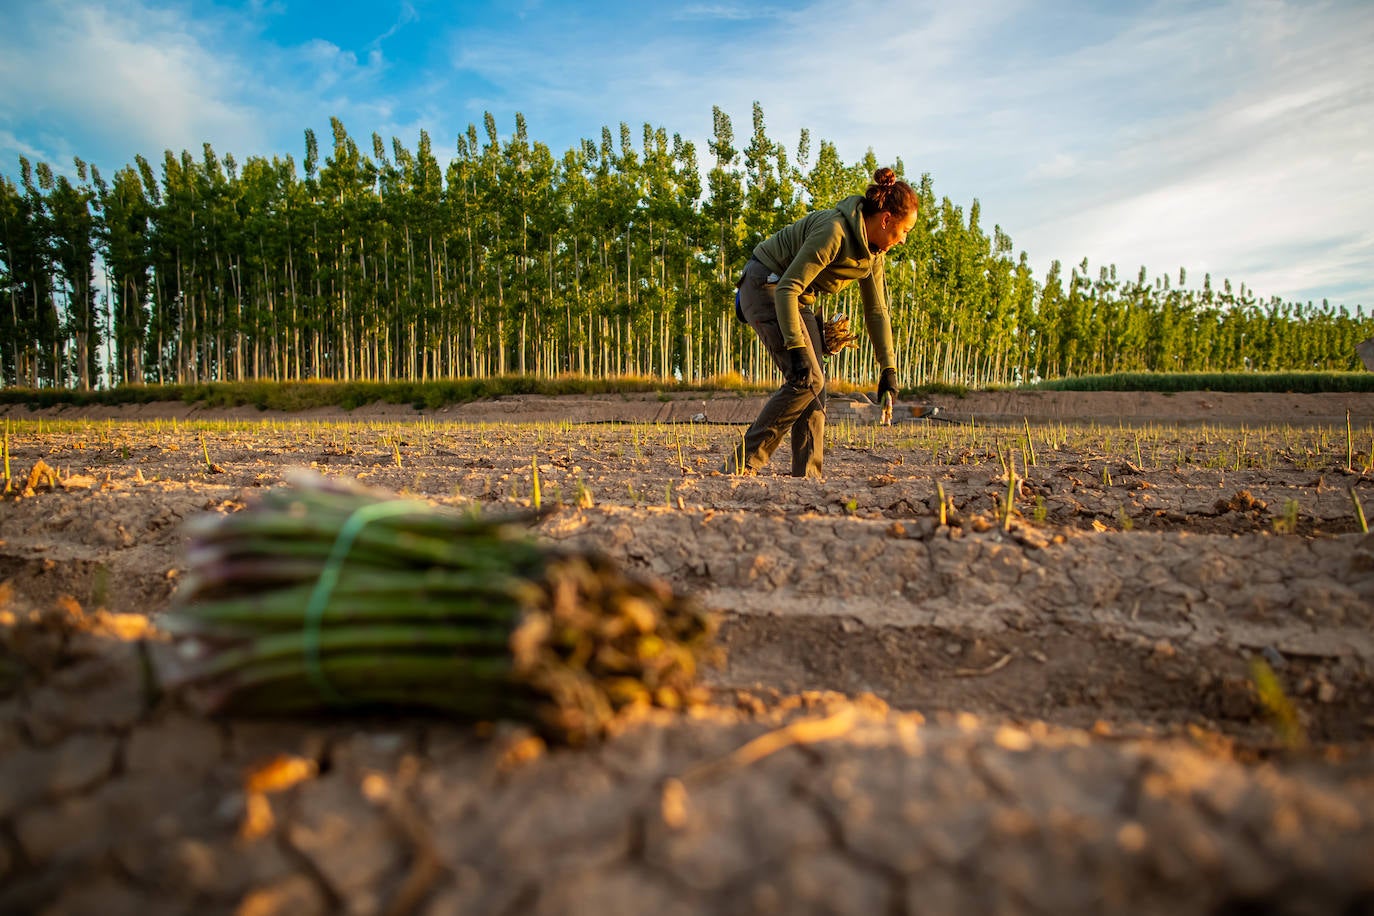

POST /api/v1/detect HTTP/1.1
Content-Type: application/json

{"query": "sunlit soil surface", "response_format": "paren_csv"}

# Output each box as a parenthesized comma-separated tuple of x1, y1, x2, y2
(2, 407, 1372, 914)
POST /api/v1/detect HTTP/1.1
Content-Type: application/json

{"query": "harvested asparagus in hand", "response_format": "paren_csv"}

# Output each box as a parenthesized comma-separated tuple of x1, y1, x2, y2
(821, 313, 860, 355)
(161, 470, 717, 743)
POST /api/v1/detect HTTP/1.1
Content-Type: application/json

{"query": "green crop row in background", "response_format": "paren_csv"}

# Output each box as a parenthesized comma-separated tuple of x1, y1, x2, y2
(0, 371, 1371, 413)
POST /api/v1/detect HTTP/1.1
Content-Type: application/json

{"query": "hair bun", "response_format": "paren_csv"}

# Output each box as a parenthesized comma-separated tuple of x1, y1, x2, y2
(862, 167, 918, 219)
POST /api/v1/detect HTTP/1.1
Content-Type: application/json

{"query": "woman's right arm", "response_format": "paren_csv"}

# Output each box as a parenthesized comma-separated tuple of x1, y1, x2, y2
(772, 222, 844, 351)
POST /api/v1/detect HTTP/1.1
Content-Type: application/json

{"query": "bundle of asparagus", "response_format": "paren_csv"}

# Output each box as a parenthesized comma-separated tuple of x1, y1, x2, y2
(161, 471, 716, 743)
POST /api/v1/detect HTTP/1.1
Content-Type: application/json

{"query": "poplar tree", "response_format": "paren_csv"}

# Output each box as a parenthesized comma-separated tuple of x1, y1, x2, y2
(47, 165, 100, 388)
(98, 166, 153, 384)
(13, 160, 61, 386)
(0, 167, 58, 386)
(704, 106, 743, 284)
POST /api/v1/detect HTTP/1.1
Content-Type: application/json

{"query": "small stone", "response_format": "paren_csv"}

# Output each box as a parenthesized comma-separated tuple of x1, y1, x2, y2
(124, 714, 222, 777)
(237, 874, 327, 916)
(287, 775, 403, 899)
(1117, 821, 1148, 853)
(174, 839, 219, 891)
(216, 790, 248, 826)
(23, 651, 145, 741)
(0, 732, 118, 818)
(660, 777, 688, 829)
(13, 793, 105, 865)
(35, 874, 150, 916)
(1317, 680, 1338, 704)
(360, 771, 391, 804)
(993, 726, 1033, 751)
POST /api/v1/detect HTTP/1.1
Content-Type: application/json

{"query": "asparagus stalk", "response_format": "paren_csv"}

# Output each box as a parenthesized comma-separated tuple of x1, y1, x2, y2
(175, 565, 541, 616)
(177, 624, 515, 679)
(186, 513, 543, 573)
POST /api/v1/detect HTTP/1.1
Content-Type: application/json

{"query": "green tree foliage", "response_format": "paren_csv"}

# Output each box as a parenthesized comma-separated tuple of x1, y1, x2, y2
(1, 169, 50, 386)
(98, 165, 154, 385)
(1, 104, 1370, 389)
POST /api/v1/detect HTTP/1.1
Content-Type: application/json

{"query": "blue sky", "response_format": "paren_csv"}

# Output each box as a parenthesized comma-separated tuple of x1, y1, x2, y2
(2, 0, 1371, 308)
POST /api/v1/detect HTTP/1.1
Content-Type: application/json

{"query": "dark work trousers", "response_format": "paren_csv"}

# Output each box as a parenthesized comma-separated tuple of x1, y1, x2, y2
(725, 258, 827, 478)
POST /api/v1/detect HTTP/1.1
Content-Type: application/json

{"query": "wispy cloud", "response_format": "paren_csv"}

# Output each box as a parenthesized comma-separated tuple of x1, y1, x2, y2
(670, 4, 782, 21)
(989, 1, 1374, 303)
(0, 0, 428, 176)
(294, 38, 388, 94)
(371, 1, 419, 49)
(0, 0, 264, 167)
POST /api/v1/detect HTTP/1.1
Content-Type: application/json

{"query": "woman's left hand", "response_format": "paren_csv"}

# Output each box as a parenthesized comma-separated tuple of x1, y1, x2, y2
(877, 368, 899, 404)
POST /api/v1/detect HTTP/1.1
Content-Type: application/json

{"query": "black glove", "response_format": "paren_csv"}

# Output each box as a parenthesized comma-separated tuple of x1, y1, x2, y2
(877, 367, 899, 404)
(786, 347, 812, 386)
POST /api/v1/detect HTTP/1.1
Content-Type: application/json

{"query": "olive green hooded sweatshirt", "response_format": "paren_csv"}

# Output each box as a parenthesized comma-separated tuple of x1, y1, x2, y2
(751, 194, 897, 370)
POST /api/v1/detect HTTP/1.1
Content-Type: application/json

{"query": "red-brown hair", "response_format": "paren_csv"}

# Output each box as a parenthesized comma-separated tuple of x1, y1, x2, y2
(861, 167, 918, 219)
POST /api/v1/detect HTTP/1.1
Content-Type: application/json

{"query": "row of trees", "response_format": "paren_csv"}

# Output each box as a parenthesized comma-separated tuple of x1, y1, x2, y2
(2, 104, 1370, 391)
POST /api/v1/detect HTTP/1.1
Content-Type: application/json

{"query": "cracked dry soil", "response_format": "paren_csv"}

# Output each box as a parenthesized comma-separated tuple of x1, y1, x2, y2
(2, 390, 1373, 915)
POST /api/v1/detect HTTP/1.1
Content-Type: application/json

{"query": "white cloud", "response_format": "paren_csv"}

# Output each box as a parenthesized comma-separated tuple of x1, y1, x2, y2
(670, 5, 782, 21)
(1029, 153, 1080, 182)
(0, 0, 267, 170)
(0, 130, 51, 168)
(296, 38, 388, 94)
(995, 1, 1374, 304)
(372, 1, 419, 46)
(0, 0, 412, 179)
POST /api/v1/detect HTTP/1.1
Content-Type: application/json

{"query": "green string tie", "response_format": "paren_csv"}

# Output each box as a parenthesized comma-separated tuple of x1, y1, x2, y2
(302, 498, 433, 704)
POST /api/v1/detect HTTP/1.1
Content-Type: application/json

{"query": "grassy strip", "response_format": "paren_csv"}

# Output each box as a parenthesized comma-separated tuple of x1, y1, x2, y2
(0, 374, 977, 411)
(0, 374, 773, 412)
(5, 370, 1372, 411)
